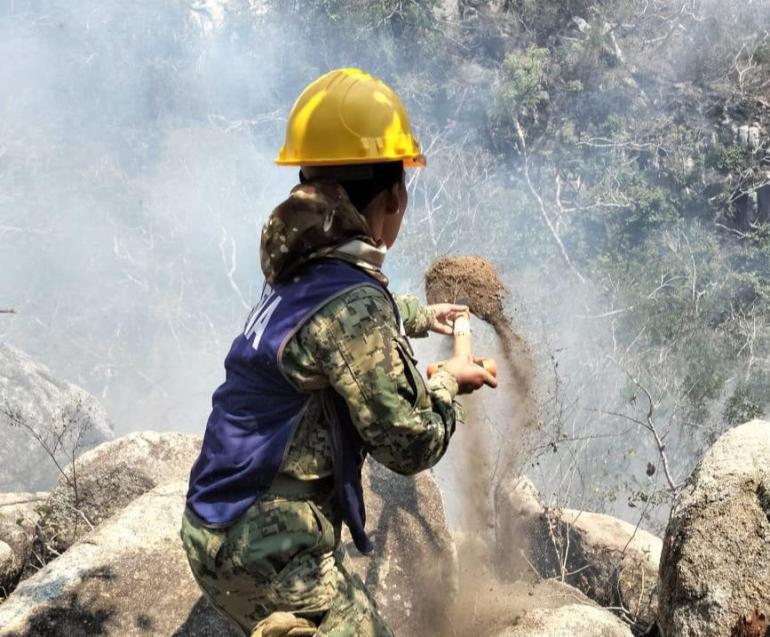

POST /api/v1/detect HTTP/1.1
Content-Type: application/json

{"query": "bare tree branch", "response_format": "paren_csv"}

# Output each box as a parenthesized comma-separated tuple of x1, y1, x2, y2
(515, 118, 586, 283)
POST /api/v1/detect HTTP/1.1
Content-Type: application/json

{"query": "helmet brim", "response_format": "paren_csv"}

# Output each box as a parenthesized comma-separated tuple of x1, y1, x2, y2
(276, 154, 427, 168)
(404, 154, 427, 168)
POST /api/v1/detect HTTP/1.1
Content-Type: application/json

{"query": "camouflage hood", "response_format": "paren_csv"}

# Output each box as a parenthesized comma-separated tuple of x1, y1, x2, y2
(261, 181, 383, 285)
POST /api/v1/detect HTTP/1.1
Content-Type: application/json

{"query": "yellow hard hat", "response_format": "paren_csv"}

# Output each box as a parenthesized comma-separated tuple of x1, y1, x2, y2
(275, 68, 426, 168)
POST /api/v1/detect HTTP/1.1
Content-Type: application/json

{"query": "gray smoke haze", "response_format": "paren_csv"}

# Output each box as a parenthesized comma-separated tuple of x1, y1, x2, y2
(2, 0, 767, 535)
(1, 1, 299, 433)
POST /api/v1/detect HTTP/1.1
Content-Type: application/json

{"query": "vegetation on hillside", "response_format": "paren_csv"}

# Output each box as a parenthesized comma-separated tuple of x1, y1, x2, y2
(254, 0, 770, 526)
(3, 0, 768, 531)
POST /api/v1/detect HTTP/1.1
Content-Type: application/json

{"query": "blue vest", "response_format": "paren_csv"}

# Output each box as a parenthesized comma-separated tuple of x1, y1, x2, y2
(186, 258, 398, 554)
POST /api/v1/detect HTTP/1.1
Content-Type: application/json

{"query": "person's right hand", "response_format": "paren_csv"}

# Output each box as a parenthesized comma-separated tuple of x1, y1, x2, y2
(441, 354, 498, 394)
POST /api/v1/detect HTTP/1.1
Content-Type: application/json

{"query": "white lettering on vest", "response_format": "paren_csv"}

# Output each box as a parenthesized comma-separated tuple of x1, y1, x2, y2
(244, 284, 282, 351)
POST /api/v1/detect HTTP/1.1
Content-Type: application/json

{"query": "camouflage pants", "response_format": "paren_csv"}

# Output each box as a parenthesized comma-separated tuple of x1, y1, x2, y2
(180, 497, 394, 637)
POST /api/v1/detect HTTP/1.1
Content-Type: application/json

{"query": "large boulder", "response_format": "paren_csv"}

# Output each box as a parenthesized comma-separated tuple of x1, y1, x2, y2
(0, 492, 48, 597)
(659, 419, 770, 637)
(0, 343, 114, 492)
(0, 455, 456, 637)
(532, 508, 662, 627)
(493, 473, 661, 628)
(341, 459, 456, 637)
(0, 481, 235, 637)
(40, 431, 201, 553)
(0, 542, 15, 596)
(494, 475, 544, 580)
(493, 603, 634, 637)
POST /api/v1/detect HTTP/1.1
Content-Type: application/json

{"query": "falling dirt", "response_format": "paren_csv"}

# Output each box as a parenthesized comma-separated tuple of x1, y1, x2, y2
(425, 255, 542, 636)
(425, 256, 539, 432)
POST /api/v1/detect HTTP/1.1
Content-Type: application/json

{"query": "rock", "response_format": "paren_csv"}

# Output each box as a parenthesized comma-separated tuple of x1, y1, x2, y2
(737, 124, 762, 151)
(493, 603, 634, 637)
(571, 16, 591, 34)
(734, 188, 762, 231)
(0, 343, 114, 492)
(0, 459, 455, 637)
(494, 476, 544, 580)
(0, 492, 48, 596)
(490, 475, 660, 630)
(0, 481, 235, 637)
(602, 29, 626, 67)
(0, 541, 15, 596)
(436, 0, 460, 22)
(341, 459, 456, 637)
(40, 431, 201, 553)
(659, 419, 770, 637)
(757, 181, 770, 224)
(457, 0, 516, 59)
(446, 568, 612, 635)
(532, 508, 662, 627)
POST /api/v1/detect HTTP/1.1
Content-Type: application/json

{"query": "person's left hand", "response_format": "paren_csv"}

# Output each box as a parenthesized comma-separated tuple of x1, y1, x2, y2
(428, 303, 469, 335)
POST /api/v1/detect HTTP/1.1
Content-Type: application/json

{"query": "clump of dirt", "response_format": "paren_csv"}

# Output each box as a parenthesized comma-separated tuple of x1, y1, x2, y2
(425, 256, 507, 336)
(425, 255, 539, 431)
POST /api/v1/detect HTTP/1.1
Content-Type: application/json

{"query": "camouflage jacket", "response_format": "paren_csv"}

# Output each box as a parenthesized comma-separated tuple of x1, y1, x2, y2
(259, 181, 462, 479)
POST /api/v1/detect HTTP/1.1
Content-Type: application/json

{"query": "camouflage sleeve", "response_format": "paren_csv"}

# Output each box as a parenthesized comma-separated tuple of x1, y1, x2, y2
(394, 293, 435, 339)
(297, 286, 461, 475)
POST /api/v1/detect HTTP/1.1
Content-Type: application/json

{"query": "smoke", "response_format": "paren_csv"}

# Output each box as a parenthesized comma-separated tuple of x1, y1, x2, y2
(0, 1, 300, 434)
(2, 0, 768, 543)
(3, 4, 770, 637)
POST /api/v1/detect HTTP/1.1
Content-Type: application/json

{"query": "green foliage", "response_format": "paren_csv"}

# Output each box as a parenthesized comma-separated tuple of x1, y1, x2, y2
(499, 47, 552, 113)
(489, 47, 552, 146)
(709, 143, 752, 175)
(723, 384, 765, 426)
(265, 0, 446, 78)
(682, 340, 729, 406)
(268, 0, 770, 525)
(754, 42, 770, 66)
(308, 0, 439, 30)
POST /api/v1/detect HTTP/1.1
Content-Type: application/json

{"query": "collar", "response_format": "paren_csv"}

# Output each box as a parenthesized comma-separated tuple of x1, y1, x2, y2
(334, 239, 387, 267)
(332, 239, 389, 286)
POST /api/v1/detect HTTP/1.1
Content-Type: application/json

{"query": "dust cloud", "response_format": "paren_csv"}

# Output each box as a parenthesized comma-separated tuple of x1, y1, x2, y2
(424, 255, 543, 635)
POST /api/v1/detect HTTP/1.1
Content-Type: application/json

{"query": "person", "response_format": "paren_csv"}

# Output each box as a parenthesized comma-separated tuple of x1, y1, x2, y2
(181, 67, 497, 637)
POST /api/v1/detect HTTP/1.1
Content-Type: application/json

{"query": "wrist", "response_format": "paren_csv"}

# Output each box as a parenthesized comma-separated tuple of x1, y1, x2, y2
(427, 367, 459, 399)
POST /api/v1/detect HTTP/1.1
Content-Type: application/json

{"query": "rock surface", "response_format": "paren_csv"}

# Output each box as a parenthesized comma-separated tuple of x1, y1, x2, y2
(659, 419, 770, 637)
(0, 444, 456, 637)
(0, 492, 48, 596)
(40, 431, 201, 553)
(493, 603, 634, 637)
(534, 508, 662, 627)
(341, 459, 456, 637)
(0, 481, 236, 637)
(0, 541, 15, 597)
(0, 343, 114, 492)
(494, 475, 544, 580)
(493, 474, 661, 627)
(444, 568, 619, 636)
